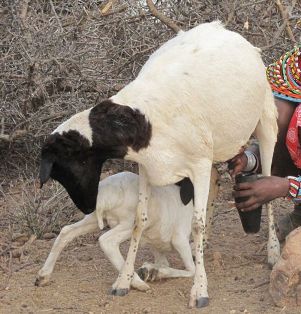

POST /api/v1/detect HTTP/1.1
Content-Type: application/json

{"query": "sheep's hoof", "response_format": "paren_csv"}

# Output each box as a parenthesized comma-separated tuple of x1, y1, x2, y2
(35, 275, 50, 287)
(196, 297, 209, 308)
(137, 267, 159, 282)
(110, 288, 129, 296)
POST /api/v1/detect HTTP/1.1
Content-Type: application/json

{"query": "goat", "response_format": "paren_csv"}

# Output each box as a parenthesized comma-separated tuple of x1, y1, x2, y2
(35, 171, 218, 289)
(39, 22, 280, 308)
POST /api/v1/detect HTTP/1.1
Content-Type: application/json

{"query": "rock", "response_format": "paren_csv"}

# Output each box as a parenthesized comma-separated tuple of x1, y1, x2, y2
(270, 226, 301, 307)
(42, 233, 57, 240)
(12, 233, 29, 243)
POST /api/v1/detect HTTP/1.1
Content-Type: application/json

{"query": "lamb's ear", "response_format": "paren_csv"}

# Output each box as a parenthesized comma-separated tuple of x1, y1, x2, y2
(39, 158, 54, 188)
(176, 178, 194, 206)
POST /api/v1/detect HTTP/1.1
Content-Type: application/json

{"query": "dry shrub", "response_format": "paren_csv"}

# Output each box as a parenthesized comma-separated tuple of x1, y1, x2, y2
(1, 0, 300, 182)
(7, 177, 80, 238)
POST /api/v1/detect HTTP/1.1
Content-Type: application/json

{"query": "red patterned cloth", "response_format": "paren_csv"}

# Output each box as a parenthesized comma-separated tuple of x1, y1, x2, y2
(286, 103, 301, 169)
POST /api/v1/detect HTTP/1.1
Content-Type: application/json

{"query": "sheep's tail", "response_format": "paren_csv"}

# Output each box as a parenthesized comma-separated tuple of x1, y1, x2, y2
(146, 0, 182, 34)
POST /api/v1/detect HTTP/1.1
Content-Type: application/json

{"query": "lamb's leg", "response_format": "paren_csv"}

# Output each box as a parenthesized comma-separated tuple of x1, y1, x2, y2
(137, 249, 169, 281)
(204, 166, 219, 247)
(189, 159, 212, 308)
(138, 237, 195, 281)
(152, 248, 169, 267)
(255, 106, 280, 267)
(35, 213, 98, 286)
(99, 224, 149, 291)
(111, 164, 150, 296)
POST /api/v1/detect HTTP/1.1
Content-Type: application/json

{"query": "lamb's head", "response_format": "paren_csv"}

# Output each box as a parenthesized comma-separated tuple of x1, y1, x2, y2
(39, 100, 152, 214)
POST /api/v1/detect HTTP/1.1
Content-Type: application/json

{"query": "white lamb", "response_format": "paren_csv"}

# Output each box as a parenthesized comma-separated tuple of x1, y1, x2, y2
(35, 170, 218, 289)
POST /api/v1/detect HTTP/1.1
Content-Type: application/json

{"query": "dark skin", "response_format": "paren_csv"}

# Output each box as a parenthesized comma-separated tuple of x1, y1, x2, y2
(230, 98, 301, 212)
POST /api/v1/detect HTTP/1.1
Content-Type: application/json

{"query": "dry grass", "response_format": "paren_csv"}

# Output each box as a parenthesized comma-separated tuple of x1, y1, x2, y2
(6, 177, 79, 238)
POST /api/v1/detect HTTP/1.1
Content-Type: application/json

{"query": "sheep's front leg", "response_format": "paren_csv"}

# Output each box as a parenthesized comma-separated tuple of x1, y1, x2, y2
(189, 159, 212, 308)
(111, 165, 150, 296)
(35, 213, 99, 286)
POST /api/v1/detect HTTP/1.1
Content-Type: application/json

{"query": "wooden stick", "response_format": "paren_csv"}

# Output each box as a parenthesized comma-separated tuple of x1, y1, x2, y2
(146, 0, 181, 34)
(275, 0, 297, 43)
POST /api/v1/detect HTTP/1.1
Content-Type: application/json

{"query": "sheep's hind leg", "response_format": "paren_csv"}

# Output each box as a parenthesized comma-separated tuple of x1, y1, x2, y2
(35, 213, 99, 286)
(204, 166, 219, 248)
(255, 112, 280, 267)
(189, 159, 212, 308)
(111, 165, 150, 296)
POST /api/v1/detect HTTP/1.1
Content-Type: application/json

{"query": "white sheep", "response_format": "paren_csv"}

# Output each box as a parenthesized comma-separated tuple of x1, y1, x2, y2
(35, 170, 218, 289)
(39, 22, 280, 308)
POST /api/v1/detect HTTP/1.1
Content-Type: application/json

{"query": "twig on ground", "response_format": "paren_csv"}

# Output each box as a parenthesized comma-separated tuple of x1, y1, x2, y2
(49, 0, 63, 32)
(11, 234, 37, 259)
(275, 0, 297, 43)
(146, 0, 181, 33)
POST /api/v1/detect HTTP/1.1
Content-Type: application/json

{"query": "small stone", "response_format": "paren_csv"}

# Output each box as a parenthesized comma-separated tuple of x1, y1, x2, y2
(104, 302, 110, 308)
(78, 255, 93, 262)
(230, 310, 236, 314)
(143, 307, 151, 313)
(42, 233, 57, 240)
(234, 276, 239, 281)
(259, 296, 264, 302)
(12, 233, 29, 243)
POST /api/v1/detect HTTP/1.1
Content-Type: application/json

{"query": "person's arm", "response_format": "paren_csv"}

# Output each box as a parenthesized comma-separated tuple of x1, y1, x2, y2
(228, 142, 260, 177)
(233, 176, 290, 211)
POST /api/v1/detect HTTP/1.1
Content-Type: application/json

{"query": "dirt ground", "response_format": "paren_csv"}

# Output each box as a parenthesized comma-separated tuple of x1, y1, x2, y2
(1, 176, 301, 314)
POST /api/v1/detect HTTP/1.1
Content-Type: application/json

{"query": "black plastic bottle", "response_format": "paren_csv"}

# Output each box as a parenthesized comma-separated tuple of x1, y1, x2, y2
(235, 173, 262, 233)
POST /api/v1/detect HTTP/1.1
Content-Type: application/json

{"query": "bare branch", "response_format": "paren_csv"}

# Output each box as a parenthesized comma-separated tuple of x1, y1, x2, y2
(275, 0, 297, 43)
(146, 0, 181, 34)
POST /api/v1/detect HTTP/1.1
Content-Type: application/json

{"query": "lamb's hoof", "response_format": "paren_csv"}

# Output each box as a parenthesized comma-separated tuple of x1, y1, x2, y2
(196, 297, 209, 308)
(137, 267, 148, 281)
(110, 288, 129, 296)
(137, 267, 158, 282)
(35, 275, 50, 287)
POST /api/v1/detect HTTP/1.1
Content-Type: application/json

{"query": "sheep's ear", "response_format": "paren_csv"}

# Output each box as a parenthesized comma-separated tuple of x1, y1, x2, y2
(176, 178, 194, 206)
(39, 158, 54, 188)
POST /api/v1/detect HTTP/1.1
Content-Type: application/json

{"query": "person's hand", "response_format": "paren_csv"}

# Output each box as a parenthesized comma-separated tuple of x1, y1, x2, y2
(228, 152, 248, 177)
(233, 176, 290, 212)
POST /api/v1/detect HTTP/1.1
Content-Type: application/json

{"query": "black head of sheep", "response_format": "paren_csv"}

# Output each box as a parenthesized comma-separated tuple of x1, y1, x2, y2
(39, 100, 152, 214)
